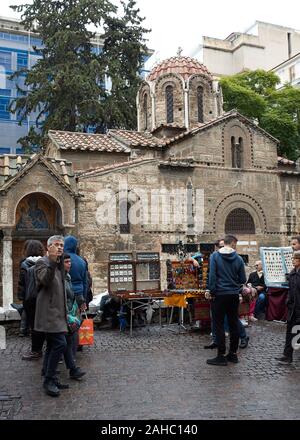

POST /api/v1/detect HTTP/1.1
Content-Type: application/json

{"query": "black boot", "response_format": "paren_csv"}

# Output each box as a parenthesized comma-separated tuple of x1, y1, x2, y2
(43, 380, 60, 397)
(206, 355, 228, 366)
(70, 367, 86, 380)
(226, 352, 239, 363)
(275, 355, 292, 364)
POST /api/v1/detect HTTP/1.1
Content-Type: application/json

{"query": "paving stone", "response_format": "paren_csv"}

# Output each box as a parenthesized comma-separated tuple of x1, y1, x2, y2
(0, 321, 300, 419)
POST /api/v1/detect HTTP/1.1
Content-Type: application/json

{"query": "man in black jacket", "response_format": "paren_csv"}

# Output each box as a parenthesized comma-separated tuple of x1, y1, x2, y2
(247, 260, 267, 319)
(275, 251, 300, 364)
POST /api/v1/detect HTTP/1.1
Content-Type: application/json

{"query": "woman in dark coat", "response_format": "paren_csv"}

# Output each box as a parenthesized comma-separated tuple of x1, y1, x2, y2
(275, 251, 300, 364)
(17, 240, 46, 360)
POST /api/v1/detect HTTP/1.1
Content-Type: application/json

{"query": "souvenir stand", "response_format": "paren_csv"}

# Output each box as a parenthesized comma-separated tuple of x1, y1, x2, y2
(164, 255, 209, 330)
(260, 247, 292, 321)
(108, 252, 164, 336)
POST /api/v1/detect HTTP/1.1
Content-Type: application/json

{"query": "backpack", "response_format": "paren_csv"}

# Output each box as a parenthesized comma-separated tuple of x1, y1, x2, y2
(24, 265, 39, 301)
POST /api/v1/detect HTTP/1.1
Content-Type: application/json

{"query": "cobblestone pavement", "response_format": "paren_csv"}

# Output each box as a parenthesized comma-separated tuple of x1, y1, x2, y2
(0, 320, 300, 420)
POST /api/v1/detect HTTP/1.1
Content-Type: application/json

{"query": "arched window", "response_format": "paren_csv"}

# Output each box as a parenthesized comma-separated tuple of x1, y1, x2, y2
(120, 200, 131, 234)
(231, 136, 236, 168)
(165, 85, 174, 123)
(231, 136, 243, 169)
(143, 94, 148, 130)
(197, 86, 204, 123)
(225, 208, 255, 234)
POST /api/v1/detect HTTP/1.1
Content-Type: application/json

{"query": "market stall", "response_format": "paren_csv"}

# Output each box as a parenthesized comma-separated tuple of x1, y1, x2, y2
(260, 247, 292, 321)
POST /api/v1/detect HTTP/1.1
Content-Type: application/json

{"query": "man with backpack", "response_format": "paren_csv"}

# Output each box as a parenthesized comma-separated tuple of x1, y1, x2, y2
(17, 240, 45, 360)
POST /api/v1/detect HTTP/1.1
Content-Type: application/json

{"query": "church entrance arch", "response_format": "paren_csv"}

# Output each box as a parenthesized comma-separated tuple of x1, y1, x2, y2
(12, 192, 64, 300)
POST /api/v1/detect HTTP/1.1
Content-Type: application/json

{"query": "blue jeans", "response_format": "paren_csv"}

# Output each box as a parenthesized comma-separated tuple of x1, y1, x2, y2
(212, 314, 247, 343)
(254, 293, 267, 316)
(43, 333, 67, 381)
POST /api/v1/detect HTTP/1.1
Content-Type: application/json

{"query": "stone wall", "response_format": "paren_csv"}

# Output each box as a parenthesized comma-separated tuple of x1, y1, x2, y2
(77, 159, 294, 292)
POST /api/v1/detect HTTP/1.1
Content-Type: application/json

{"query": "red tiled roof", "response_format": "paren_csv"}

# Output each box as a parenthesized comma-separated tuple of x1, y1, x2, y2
(147, 56, 212, 82)
(109, 129, 165, 148)
(278, 156, 296, 166)
(48, 130, 130, 153)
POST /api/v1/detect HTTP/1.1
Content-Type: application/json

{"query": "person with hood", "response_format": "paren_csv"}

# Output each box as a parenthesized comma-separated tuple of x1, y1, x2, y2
(207, 234, 246, 366)
(17, 240, 46, 360)
(63, 236, 88, 310)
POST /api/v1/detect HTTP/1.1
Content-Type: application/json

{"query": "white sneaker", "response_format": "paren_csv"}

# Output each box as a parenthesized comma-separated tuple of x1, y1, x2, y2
(249, 315, 258, 322)
(240, 319, 248, 327)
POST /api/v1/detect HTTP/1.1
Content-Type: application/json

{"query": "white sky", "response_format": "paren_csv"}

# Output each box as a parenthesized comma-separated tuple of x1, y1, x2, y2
(2, 0, 300, 67)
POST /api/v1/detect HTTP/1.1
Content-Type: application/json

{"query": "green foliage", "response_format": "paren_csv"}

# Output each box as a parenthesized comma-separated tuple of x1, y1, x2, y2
(9, 0, 150, 150)
(220, 70, 300, 160)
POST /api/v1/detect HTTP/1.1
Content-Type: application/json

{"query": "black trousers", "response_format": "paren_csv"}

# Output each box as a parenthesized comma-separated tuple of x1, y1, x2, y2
(211, 294, 240, 356)
(23, 300, 45, 353)
(283, 317, 300, 359)
(43, 333, 67, 381)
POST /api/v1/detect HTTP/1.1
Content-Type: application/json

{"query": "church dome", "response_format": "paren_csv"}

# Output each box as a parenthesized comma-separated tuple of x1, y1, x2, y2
(147, 56, 212, 82)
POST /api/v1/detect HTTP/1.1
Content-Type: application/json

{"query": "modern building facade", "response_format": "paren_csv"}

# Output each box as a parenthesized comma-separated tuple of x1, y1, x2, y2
(0, 16, 152, 154)
(201, 21, 300, 78)
(271, 52, 300, 89)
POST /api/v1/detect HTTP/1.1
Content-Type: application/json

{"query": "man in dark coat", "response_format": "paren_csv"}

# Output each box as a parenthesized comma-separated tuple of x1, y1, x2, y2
(34, 235, 68, 397)
(275, 251, 300, 364)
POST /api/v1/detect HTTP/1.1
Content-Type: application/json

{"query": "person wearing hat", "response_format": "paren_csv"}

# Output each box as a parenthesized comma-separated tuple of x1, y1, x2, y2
(247, 260, 267, 321)
(275, 251, 300, 364)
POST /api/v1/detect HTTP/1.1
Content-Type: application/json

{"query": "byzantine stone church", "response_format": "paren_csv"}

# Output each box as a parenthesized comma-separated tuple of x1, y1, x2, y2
(0, 56, 299, 308)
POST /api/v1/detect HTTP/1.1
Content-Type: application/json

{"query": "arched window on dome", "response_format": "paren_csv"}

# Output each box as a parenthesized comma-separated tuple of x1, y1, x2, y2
(143, 94, 148, 130)
(165, 85, 174, 123)
(197, 86, 204, 123)
(225, 208, 255, 234)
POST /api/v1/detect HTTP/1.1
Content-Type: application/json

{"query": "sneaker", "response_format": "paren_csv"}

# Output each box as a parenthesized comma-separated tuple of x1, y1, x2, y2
(206, 355, 228, 366)
(43, 380, 60, 397)
(226, 352, 239, 363)
(249, 315, 258, 322)
(70, 367, 86, 380)
(22, 351, 42, 361)
(275, 355, 292, 364)
(240, 319, 248, 328)
(239, 336, 249, 349)
(225, 332, 229, 337)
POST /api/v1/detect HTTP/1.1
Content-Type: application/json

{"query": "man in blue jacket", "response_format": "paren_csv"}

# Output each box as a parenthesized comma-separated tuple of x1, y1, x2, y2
(207, 235, 246, 366)
(64, 236, 88, 311)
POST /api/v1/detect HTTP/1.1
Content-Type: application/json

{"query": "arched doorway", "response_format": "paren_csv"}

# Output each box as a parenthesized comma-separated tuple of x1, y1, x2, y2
(12, 193, 64, 300)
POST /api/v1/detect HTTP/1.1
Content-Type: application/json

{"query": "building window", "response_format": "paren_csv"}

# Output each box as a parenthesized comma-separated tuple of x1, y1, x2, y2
(0, 147, 11, 154)
(165, 85, 174, 123)
(225, 208, 255, 234)
(143, 94, 148, 130)
(231, 136, 243, 168)
(0, 89, 11, 120)
(0, 50, 12, 70)
(17, 52, 28, 70)
(197, 86, 204, 123)
(120, 200, 131, 234)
